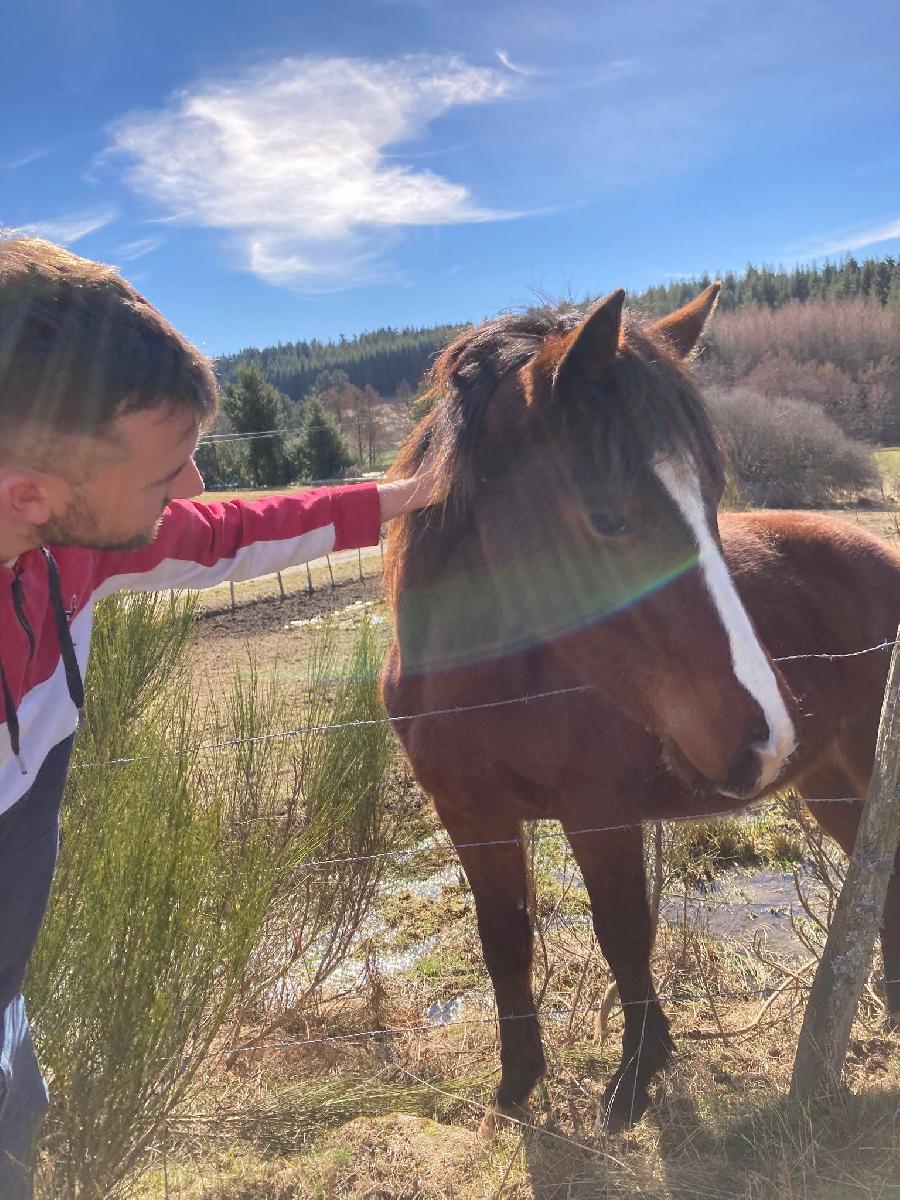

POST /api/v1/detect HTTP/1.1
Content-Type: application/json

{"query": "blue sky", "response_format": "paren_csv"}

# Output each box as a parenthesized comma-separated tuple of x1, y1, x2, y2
(3, 0, 899, 356)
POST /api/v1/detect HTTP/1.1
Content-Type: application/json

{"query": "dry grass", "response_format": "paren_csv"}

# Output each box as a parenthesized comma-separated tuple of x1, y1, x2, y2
(128, 795, 900, 1200)
(117, 502, 900, 1200)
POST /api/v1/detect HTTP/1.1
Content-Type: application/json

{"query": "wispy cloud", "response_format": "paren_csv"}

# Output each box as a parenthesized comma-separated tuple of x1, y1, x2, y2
(2, 146, 55, 170)
(110, 54, 522, 290)
(16, 206, 117, 244)
(793, 216, 900, 258)
(115, 235, 164, 261)
(495, 48, 538, 76)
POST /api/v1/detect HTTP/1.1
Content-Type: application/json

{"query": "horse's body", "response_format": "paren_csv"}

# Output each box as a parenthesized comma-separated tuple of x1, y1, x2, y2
(382, 288, 900, 1132)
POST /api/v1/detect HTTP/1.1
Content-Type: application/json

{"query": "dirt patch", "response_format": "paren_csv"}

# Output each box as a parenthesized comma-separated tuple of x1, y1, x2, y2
(189, 574, 385, 704)
(197, 574, 382, 639)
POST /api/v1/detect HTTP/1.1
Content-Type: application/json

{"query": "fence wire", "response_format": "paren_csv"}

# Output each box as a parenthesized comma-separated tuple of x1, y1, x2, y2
(200, 976, 900, 1063)
(73, 636, 898, 774)
(104, 612, 897, 1181)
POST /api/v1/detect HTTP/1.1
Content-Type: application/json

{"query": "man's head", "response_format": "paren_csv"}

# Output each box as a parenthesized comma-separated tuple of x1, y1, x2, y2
(0, 237, 218, 554)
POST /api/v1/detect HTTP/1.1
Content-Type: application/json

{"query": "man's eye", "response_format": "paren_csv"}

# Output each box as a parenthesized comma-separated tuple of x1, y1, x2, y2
(587, 511, 629, 538)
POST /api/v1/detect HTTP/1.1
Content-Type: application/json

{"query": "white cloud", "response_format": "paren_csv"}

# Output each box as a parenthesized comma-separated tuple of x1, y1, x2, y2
(115, 235, 164, 261)
(795, 216, 900, 258)
(495, 48, 537, 76)
(16, 206, 117, 244)
(110, 55, 521, 289)
(2, 146, 54, 170)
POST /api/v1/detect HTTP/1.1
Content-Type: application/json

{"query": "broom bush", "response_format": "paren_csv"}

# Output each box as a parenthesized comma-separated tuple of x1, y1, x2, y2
(28, 593, 398, 1198)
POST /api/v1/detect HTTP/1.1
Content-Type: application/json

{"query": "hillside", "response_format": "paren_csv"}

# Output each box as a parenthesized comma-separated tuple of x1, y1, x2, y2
(213, 253, 900, 446)
(216, 324, 462, 404)
(215, 254, 900, 397)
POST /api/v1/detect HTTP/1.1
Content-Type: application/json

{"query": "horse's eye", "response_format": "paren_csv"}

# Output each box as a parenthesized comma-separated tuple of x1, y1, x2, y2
(587, 511, 629, 538)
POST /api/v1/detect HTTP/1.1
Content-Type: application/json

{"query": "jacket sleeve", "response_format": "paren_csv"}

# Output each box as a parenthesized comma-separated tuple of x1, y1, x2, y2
(89, 483, 381, 599)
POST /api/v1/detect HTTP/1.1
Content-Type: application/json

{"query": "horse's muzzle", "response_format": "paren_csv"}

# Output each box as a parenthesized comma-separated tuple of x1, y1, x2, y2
(662, 721, 782, 800)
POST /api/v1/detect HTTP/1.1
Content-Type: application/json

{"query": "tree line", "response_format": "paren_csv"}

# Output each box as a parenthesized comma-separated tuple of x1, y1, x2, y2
(217, 324, 461, 404)
(212, 252, 900, 411)
(631, 254, 900, 316)
(203, 252, 900, 489)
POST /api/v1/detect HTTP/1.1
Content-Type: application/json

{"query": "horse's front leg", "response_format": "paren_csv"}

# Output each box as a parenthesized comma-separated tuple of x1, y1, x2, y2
(563, 821, 674, 1133)
(438, 805, 546, 1137)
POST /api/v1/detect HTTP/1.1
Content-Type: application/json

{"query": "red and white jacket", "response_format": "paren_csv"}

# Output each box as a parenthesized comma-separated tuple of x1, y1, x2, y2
(0, 483, 382, 817)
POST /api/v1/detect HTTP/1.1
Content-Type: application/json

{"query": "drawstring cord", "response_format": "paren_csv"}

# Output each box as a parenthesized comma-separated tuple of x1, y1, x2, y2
(10, 572, 36, 661)
(0, 661, 25, 775)
(1, 550, 85, 776)
(41, 548, 85, 711)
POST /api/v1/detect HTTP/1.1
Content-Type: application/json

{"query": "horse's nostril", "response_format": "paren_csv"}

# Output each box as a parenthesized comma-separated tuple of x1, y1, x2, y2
(751, 717, 770, 747)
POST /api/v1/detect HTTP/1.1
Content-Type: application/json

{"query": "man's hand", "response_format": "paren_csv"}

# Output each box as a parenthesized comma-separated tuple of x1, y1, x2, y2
(377, 438, 447, 523)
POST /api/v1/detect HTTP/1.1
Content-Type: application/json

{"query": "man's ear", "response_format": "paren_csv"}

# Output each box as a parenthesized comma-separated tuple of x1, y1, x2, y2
(0, 472, 56, 528)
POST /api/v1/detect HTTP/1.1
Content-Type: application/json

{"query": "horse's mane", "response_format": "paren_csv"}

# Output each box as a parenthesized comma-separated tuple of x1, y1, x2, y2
(387, 303, 721, 602)
(389, 306, 582, 500)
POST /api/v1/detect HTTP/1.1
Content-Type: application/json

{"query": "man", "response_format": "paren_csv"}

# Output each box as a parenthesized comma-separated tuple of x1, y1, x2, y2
(0, 237, 439, 1195)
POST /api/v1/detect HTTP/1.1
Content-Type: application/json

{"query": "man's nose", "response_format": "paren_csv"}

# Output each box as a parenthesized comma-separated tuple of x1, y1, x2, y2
(171, 459, 204, 500)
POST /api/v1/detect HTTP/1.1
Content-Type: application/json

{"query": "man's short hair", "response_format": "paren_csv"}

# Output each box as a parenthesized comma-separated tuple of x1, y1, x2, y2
(0, 237, 219, 448)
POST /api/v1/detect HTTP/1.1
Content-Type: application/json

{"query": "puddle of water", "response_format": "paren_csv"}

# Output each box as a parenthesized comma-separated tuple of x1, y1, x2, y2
(426, 997, 465, 1026)
(274, 851, 461, 1006)
(661, 870, 826, 957)
(278, 858, 826, 1018)
(551, 866, 827, 958)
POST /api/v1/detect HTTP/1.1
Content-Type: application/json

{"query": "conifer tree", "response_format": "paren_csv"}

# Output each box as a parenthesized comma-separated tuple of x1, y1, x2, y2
(298, 396, 353, 480)
(888, 265, 900, 313)
(222, 364, 288, 486)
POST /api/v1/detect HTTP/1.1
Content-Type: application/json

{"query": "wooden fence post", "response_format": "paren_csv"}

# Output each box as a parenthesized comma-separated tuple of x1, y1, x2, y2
(790, 625, 900, 1099)
(276, 571, 286, 601)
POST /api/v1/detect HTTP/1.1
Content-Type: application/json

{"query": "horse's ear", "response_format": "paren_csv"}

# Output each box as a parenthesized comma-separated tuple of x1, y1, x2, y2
(551, 289, 626, 399)
(647, 282, 721, 358)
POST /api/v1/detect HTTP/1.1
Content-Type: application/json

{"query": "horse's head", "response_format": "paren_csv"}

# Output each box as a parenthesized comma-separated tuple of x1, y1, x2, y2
(391, 287, 796, 799)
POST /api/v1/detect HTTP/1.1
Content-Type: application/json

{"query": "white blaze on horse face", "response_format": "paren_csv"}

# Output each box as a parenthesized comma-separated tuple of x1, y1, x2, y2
(653, 457, 796, 790)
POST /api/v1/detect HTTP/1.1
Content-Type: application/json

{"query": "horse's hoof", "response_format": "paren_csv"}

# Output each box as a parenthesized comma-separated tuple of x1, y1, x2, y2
(594, 1077, 651, 1136)
(478, 1102, 530, 1141)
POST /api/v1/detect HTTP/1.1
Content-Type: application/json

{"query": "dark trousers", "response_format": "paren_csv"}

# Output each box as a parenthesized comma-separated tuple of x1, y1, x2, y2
(0, 737, 73, 1199)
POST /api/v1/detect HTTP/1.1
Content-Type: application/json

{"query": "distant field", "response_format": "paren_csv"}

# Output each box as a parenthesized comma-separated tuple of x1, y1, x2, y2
(198, 478, 382, 504)
(197, 445, 900, 507)
(199, 487, 284, 504)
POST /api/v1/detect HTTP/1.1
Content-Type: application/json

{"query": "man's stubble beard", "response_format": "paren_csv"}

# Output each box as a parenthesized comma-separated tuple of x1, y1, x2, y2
(38, 494, 163, 553)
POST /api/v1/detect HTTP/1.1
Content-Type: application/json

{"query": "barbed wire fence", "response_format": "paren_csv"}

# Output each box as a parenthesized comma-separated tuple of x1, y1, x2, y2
(215, 542, 377, 616)
(97, 614, 896, 1190)
(75, 639, 898, 773)
(186, 464, 386, 613)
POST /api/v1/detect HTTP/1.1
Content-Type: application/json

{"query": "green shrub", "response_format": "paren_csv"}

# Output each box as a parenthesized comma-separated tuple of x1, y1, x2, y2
(29, 595, 399, 1198)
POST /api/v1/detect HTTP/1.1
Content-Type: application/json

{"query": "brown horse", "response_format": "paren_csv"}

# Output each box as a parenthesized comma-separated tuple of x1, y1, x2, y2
(382, 286, 900, 1133)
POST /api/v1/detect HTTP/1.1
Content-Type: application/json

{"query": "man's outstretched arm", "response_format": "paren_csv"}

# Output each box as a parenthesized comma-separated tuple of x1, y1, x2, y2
(86, 451, 445, 600)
